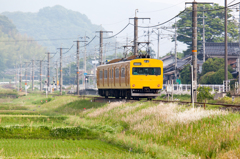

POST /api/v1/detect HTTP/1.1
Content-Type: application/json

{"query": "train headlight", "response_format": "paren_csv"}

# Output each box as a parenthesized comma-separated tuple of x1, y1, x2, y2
(157, 84, 160, 87)
(132, 84, 135, 87)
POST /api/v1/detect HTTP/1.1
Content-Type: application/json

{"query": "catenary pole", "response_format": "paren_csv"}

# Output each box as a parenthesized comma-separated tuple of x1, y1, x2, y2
(129, 9, 150, 55)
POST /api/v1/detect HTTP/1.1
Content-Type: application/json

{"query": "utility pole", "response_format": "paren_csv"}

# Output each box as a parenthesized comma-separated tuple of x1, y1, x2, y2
(152, 27, 161, 59)
(198, 5, 209, 62)
(238, 3, 240, 93)
(24, 62, 29, 95)
(17, 65, 19, 92)
(174, 18, 178, 82)
(73, 40, 87, 95)
(55, 61, 58, 91)
(95, 30, 113, 65)
(129, 9, 150, 55)
(115, 37, 117, 59)
(31, 60, 34, 91)
(20, 62, 22, 91)
(40, 60, 42, 91)
(68, 62, 70, 85)
(203, 6, 206, 62)
(157, 28, 160, 59)
(192, 1, 198, 102)
(225, 0, 228, 92)
(186, 1, 213, 102)
(45, 52, 50, 92)
(57, 48, 68, 95)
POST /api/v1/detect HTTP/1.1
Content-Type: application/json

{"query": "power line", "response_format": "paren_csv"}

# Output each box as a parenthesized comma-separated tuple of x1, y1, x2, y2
(103, 23, 130, 39)
(129, 9, 187, 28)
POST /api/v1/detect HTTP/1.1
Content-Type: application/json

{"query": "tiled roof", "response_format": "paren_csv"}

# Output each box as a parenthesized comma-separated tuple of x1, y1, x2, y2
(199, 42, 240, 56)
(160, 55, 174, 61)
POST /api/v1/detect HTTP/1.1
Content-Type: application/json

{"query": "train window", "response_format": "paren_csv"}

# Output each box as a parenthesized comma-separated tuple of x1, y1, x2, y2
(104, 70, 107, 79)
(100, 71, 103, 79)
(121, 68, 125, 77)
(109, 69, 111, 79)
(132, 67, 161, 75)
(134, 62, 141, 66)
(115, 68, 119, 78)
(112, 69, 113, 78)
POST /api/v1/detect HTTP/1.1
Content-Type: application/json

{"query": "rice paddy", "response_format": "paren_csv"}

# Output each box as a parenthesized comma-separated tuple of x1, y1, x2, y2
(0, 87, 240, 158)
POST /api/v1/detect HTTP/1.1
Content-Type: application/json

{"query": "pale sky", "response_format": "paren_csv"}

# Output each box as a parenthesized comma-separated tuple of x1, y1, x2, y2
(0, 0, 235, 57)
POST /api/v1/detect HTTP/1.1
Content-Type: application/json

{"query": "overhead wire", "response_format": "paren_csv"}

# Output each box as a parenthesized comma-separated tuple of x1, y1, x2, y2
(103, 23, 130, 39)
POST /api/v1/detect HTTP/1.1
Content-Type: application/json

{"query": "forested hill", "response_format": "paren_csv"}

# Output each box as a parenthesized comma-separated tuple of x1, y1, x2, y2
(2, 5, 102, 51)
(0, 15, 45, 74)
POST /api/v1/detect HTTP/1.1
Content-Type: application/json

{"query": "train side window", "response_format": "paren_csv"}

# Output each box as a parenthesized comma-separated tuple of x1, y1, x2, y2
(100, 71, 103, 79)
(112, 69, 113, 78)
(115, 68, 119, 78)
(104, 70, 107, 79)
(121, 68, 125, 77)
(109, 69, 111, 79)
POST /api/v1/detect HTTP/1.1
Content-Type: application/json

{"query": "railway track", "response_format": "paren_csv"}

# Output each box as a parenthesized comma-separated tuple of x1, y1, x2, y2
(79, 95, 240, 109)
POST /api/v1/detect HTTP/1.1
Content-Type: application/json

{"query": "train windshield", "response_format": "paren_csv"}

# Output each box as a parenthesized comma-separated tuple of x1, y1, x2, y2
(132, 67, 161, 75)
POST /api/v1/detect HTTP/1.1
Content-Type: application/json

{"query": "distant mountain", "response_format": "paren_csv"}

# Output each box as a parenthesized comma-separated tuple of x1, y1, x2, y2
(0, 15, 46, 74)
(2, 5, 102, 51)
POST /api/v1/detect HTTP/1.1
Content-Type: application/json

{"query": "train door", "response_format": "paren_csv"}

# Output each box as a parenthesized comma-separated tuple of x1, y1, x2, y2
(125, 66, 127, 86)
(119, 67, 121, 87)
(107, 68, 109, 87)
(103, 69, 104, 87)
(113, 67, 115, 87)
(111, 67, 113, 88)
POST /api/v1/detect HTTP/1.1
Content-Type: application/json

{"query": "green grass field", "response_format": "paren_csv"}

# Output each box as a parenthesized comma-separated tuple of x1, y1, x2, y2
(0, 87, 240, 158)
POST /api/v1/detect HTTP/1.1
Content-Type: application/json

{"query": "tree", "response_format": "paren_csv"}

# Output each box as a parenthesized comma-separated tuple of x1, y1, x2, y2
(179, 64, 191, 84)
(213, 69, 233, 84)
(199, 71, 215, 84)
(197, 86, 213, 102)
(199, 69, 232, 84)
(174, 4, 238, 56)
(201, 58, 233, 75)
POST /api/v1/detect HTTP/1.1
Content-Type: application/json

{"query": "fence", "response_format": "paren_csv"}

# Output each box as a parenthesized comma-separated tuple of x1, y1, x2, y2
(162, 84, 224, 93)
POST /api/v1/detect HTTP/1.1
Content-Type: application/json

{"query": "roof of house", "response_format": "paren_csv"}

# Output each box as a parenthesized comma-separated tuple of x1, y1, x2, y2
(199, 42, 240, 56)
(163, 55, 203, 75)
(160, 55, 174, 61)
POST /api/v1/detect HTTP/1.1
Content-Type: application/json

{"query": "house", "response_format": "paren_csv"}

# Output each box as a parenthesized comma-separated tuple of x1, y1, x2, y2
(160, 55, 175, 67)
(162, 55, 203, 84)
(199, 42, 240, 65)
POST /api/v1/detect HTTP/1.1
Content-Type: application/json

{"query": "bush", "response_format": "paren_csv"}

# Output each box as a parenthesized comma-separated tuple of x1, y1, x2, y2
(197, 86, 213, 102)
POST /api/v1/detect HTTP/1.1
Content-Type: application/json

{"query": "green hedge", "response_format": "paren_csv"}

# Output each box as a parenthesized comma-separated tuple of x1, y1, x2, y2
(0, 126, 99, 139)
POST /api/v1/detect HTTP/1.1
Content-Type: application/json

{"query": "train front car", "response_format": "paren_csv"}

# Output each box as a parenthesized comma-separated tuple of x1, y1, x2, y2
(130, 59, 163, 99)
(97, 58, 163, 99)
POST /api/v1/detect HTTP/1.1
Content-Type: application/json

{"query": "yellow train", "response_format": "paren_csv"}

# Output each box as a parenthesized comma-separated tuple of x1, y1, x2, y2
(97, 56, 163, 99)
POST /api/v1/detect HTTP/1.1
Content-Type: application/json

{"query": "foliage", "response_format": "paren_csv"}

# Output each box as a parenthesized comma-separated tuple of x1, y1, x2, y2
(179, 64, 191, 84)
(175, 4, 238, 56)
(213, 69, 233, 84)
(201, 58, 233, 75)
(200, 69, 233, 84)
(0, 15, 17, 34)
(197, 86, 213, 102)
(0, 15, 46, 73)
(180, 58, 234, 84)
(199, 71, 215, 84)
(2, 5, 102, 51)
